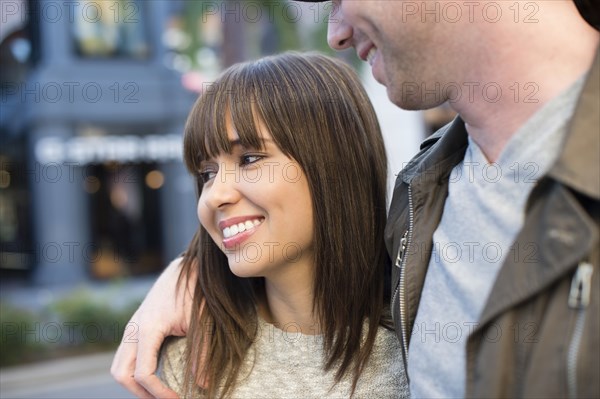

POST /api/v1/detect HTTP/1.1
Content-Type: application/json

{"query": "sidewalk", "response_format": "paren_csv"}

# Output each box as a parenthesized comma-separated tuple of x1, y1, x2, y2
(0, 351, 135, 399)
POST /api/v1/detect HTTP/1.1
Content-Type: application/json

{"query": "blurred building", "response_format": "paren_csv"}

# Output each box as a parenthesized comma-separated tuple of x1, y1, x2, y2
(0, 0, 198, 285)
(1, 0, 429, 286)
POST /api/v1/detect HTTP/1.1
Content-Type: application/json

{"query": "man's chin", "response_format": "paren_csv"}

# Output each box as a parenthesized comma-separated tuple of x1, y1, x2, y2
(387, 88, 430, 111)
(386, 86, 413, 110)
(386, 83, 447, 111)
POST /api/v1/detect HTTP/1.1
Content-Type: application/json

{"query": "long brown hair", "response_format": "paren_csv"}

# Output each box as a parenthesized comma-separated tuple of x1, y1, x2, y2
(179, 52, 389, 397)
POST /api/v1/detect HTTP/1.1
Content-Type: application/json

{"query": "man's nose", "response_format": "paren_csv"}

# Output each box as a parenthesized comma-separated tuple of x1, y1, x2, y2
(327, 4, 353, 50)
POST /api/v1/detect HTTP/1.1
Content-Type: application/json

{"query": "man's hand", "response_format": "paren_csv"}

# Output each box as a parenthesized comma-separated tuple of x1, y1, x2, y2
(111, 257, 195, 398)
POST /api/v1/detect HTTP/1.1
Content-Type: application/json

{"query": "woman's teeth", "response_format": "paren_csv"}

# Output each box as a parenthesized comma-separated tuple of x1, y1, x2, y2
(223, 219, 263, 238)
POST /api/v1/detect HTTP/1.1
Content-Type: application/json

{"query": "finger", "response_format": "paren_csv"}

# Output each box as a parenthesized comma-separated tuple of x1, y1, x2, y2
(135, 373, 180, 399)
(111, 343, 155, 398)
(134, 331, 179, 398)
(120, 376, 155, 399)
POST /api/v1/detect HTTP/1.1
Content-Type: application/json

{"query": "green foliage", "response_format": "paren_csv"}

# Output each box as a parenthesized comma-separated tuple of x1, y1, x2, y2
(0, 288, 141, 368)
(50, 288, 140, 348)
(0, 304, 46, 367)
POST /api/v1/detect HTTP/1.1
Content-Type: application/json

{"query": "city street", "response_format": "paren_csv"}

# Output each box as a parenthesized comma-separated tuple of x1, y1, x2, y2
(0, 66, 422, 399)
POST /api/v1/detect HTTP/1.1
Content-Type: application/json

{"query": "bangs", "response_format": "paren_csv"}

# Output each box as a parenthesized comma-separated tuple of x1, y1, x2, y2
(183, 65, 268, 176)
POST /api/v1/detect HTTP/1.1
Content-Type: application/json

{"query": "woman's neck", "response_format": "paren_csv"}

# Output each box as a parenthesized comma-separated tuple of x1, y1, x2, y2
(259, 270, 320, 335)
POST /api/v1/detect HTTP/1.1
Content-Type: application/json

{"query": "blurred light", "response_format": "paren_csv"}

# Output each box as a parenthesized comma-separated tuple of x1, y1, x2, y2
(162, 28, 191, 50)
(10, 38, 31, 63)
(145, 170, 164, 190)
(182, 71, 207, 93)
(110, 186, 128, 209)
(0, 171, 10, 188)
(172, 54, 192, 73)
(84, 176, 101, 194)
(196, 47, 219, 74)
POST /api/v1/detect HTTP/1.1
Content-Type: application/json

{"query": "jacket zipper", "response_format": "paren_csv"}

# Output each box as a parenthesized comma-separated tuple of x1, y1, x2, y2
(392, 230, 409, 324)
(567, 261, 593, 399)
(396, 185, 414, 364)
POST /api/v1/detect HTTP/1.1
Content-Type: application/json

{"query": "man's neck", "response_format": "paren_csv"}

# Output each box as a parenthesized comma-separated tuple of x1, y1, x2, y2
(450, 4, 599, 162)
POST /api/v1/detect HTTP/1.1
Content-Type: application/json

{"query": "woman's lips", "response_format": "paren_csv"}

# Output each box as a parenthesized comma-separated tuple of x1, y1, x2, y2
(220, 217, 264, 250)
(222, 224, 259, 250)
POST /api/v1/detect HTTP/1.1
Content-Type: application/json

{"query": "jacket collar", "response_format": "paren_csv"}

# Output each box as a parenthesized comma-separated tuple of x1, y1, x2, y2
(478, 181, 598, 329)
(399, 116, 468, 186)
(547, 47, 600, 200)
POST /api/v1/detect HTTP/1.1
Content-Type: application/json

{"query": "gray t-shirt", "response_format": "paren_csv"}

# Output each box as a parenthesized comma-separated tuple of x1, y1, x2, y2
(407, 76, 586, 398)
(159, 317, 409, 398)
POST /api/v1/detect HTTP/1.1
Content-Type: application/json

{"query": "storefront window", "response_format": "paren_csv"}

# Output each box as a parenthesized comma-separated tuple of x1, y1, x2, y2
(72, 0, 149, 59)
(87, 162, 164, 278)
(0, 143, 34, 277)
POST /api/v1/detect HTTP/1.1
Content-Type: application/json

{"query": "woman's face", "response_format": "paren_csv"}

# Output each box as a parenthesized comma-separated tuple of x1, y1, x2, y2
(197, 117, 315, 281)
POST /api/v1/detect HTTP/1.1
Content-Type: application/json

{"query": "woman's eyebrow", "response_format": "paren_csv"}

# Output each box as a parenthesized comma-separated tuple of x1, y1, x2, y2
(228, 138, 273, 147)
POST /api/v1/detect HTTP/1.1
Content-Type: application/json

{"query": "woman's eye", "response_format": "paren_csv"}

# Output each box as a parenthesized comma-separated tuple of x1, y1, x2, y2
(199, 169, 217, 183)
(240, 154, 263, 165)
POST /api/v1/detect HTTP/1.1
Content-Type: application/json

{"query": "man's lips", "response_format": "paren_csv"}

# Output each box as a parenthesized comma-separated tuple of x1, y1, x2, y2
(357, 43, 376, 62)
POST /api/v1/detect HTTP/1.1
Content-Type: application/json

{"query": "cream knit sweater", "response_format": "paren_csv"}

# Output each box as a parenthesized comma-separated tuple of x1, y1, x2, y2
(159, 318, 409, 398)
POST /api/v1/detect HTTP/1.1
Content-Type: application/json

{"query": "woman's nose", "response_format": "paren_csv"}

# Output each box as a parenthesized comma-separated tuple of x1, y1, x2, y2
(201, 164, 242, 210)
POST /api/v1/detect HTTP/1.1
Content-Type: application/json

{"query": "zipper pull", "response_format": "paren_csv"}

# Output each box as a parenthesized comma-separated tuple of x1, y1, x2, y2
(395, 230, 409, 267)
(568, 262, 594, 309)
